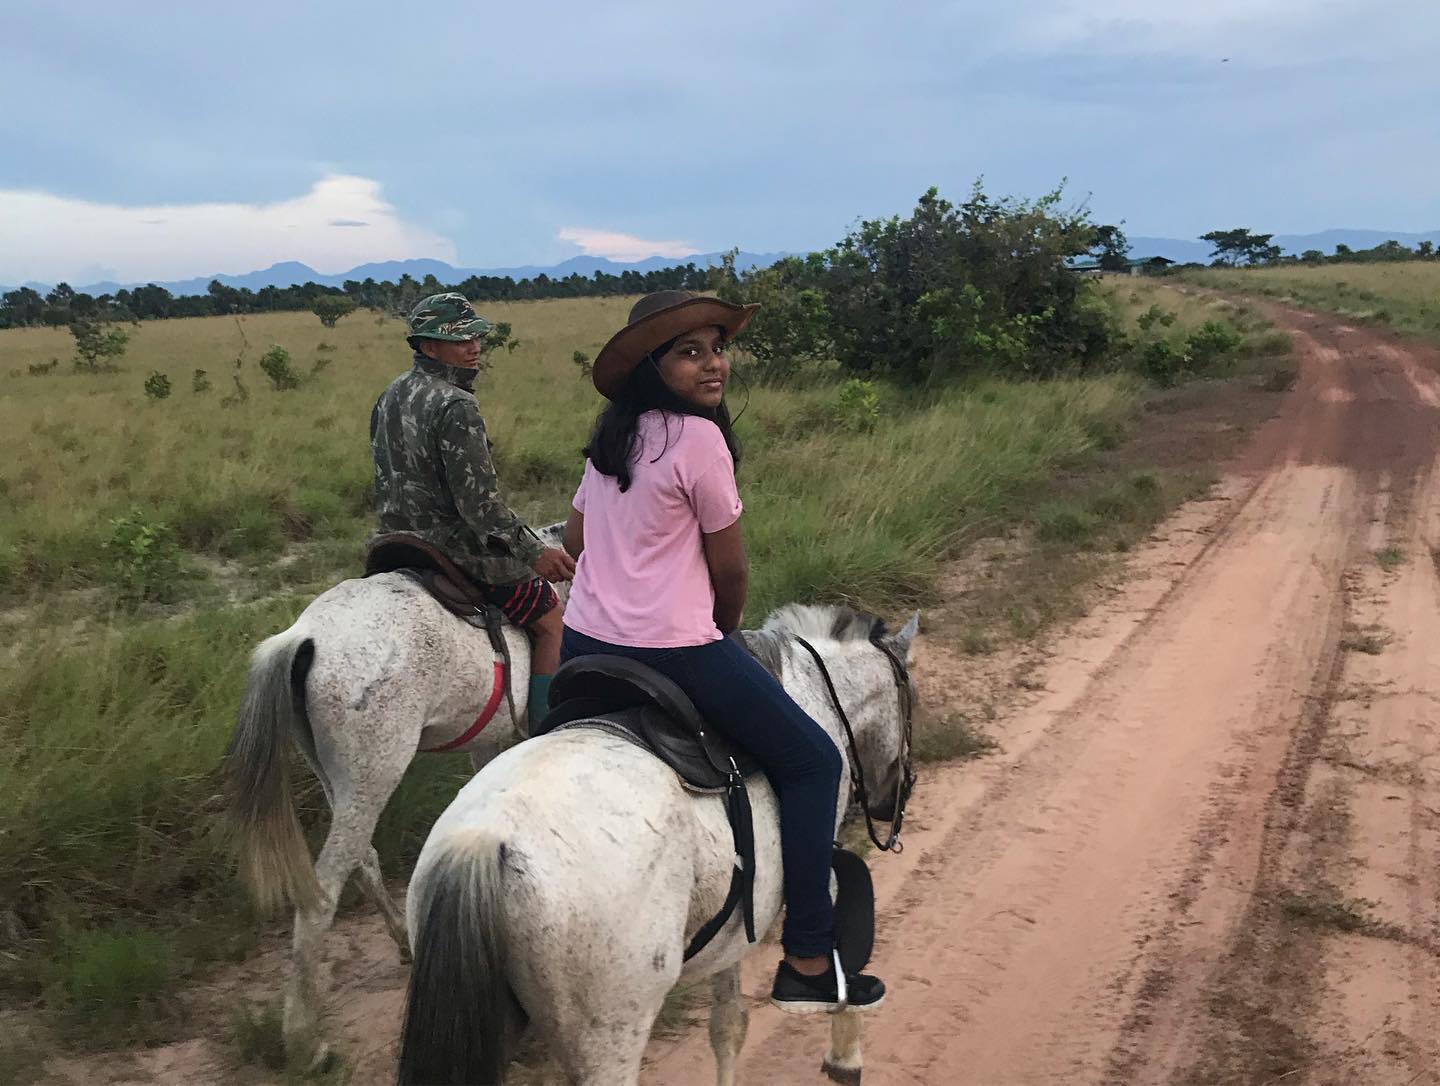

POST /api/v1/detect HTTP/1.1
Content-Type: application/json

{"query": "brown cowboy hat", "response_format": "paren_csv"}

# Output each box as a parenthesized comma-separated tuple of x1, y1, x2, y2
(592, 290, 759, 399)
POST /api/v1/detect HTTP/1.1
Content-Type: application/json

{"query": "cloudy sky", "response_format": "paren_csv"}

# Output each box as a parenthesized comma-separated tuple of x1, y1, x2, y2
(2, 0, 1436, 284)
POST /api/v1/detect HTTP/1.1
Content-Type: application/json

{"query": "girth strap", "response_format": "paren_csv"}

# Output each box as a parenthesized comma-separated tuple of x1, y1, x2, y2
(683, 768, 756, 961)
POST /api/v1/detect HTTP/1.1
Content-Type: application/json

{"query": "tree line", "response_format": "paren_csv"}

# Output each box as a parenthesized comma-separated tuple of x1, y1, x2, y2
(0, 263, 716, 331)
(1198, 228, 1438, 268)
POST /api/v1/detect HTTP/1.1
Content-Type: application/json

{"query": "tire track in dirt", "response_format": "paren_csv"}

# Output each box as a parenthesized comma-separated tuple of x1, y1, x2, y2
(647, 309, 1440, 1084)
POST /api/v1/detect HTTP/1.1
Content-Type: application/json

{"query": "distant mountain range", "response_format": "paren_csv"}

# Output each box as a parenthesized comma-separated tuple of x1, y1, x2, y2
(1128, 229, 1440, 264)
(7, 229, 1440, 298)
(3, 251, 790, 299)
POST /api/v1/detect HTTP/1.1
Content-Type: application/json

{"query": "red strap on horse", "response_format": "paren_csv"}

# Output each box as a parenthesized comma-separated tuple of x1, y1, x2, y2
(420, 662, 508, 753)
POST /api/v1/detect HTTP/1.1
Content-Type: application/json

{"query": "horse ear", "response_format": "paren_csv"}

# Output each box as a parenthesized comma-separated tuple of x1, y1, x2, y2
(889, 610, 920, 666)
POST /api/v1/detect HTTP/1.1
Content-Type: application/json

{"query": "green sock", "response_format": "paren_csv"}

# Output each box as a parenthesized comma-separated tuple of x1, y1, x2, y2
(528, 673, 553, 725)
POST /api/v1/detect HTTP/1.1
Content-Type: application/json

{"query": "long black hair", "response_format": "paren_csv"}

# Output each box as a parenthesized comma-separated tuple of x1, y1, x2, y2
(583, 336, 742, 492)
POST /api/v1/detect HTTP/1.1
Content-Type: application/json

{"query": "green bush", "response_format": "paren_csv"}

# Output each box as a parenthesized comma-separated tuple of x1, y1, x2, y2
(1136, 304, 1177, 332)
(103, 509, 184, 603)
(1185, 320, 1243, 367)
(1140, 340, 1188, 387)
(191, 368, 211, 393)
(258, 345, 300, 390)
(834, 378, 881, 432)
(143, 371, 172, 400)
(720, 183, 1117, 384)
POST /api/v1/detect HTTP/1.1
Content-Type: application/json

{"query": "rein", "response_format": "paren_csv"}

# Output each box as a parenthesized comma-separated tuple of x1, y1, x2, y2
(793, 634, 916, 853)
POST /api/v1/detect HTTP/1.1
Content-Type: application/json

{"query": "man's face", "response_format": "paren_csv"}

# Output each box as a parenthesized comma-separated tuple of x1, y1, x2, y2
(419, 337, 483, 368)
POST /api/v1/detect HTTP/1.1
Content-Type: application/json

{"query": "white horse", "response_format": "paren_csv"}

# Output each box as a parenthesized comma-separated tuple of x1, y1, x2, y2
(223, 524, 567, 1067)
(397, 603, 919, 1086)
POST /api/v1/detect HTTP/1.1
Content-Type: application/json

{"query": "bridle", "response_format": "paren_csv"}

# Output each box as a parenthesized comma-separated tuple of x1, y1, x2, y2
(794, 632, 917, 853)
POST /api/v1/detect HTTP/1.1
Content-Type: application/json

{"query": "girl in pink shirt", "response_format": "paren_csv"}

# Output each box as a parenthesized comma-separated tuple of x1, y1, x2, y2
(560, 291, 885, 1013)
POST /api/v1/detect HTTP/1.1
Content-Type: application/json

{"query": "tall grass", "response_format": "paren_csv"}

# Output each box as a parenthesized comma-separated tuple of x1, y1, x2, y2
(1176, 263, 1440, 339)
(0, 298, 628, 598)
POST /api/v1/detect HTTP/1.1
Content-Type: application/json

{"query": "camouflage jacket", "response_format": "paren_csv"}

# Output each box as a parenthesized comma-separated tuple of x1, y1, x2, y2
(369, 353, 543, 586)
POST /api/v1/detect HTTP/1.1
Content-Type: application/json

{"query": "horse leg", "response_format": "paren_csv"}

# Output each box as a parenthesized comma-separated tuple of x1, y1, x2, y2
(356, 845, 410, 962)
(822, 1009, 864, 1086)
(281, 789, 390, 1069)
(708, 964, 748, 1086)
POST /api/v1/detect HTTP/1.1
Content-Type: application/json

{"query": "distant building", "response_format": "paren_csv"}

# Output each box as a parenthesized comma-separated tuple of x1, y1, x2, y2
(1069, 256, 1176, 278)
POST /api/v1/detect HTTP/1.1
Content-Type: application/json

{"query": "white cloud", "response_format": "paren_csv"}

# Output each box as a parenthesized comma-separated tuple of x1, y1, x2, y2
(0, 175, 456, 285)
(1010, 0, 1364, 57)
(557, 227, 699, 263)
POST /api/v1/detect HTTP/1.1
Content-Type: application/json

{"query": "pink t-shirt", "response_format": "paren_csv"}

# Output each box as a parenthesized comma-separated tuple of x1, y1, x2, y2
(565, 411, 743, 648)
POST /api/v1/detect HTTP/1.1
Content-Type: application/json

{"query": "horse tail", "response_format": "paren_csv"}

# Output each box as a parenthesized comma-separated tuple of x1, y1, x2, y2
(399, 839, 512, 1086)
(223, 628, 321, 914)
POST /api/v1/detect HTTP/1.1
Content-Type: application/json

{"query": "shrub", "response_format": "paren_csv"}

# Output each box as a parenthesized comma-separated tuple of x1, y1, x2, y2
(1140, 339, 1188, 387)
(572, 349, 592, 377)
(1184, 320, 1243, 367)
(143, 371, 172, 400)
(258, 345, 300, 390)
(1135, 304, 1178, 332)
(103, 509, 183, 604)
(191, 368, 211, 393)
(718, 183, 1114, 384)
(835, 378, 881, 432)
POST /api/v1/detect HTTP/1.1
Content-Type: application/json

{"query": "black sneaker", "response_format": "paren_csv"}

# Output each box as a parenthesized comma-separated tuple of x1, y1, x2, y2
(769, 956, 886, 1014)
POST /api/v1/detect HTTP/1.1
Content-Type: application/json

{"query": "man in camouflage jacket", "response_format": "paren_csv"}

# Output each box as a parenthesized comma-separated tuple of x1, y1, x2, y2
(370, 292, 576, 711)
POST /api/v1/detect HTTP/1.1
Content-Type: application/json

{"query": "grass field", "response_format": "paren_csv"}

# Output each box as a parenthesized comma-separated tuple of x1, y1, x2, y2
(0, 282, 1285, 1057)
(1177, 262, 1440, 340)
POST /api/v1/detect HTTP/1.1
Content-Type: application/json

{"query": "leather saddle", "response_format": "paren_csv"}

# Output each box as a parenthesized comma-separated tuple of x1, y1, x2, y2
(364, 532, 495, 629)
(534, 655, 761, 790)
(535, 655, 760, 959)
(534, 654, 875, 970)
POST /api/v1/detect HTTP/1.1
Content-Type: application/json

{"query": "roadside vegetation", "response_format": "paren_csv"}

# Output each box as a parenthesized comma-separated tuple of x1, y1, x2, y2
(1176, 262, 1440, 341)
(0, 185, 1295, 1064)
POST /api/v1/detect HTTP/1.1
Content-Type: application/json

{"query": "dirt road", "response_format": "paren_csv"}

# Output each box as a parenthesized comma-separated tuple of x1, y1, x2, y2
(646, 308, 1440, 1085)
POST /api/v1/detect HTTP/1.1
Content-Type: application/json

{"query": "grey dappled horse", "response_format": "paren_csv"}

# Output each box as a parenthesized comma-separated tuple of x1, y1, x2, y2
(223, 523, 567, 1067)
(398, 603, 919, 1086)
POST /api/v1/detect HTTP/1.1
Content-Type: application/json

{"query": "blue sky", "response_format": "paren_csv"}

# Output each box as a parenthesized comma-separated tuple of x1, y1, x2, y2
(2, 0, 1437, 284)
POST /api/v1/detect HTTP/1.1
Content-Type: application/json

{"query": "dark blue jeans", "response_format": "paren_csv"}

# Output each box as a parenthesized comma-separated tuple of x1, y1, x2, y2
(562, 627, 843, 958)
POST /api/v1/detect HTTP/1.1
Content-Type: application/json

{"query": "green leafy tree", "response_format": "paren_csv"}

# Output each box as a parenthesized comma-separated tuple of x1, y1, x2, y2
(1200, 228, 1281, 266)
(1301, 249, 1326, 264)
(1090, 224, 1131, 271)
(311, 295, 357, 328)
(1418, 240, 1435, 259)
(69, 315, 130, 372)
(1, 287, 45, 328)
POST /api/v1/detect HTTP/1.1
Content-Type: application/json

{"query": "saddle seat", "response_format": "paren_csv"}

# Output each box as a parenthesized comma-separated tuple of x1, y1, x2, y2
(534, 655, 762, 791)
(364, 532, 491, 622)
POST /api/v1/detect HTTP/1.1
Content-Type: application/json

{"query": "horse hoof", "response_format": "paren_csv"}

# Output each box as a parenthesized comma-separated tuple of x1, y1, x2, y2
(822, 1059, 862, 1086)
(308, 1042, 337, 1076)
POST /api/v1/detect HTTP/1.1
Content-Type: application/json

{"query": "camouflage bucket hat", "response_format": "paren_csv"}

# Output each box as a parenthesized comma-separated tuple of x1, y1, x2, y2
(407, 292, 492, 344)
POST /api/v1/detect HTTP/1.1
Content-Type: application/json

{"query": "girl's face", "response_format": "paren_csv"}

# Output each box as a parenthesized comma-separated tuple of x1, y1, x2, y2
(657, 325, 730, 409)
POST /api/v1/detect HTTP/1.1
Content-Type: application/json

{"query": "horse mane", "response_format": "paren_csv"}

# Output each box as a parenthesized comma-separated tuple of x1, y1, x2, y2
(739, 603, 888, 679)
